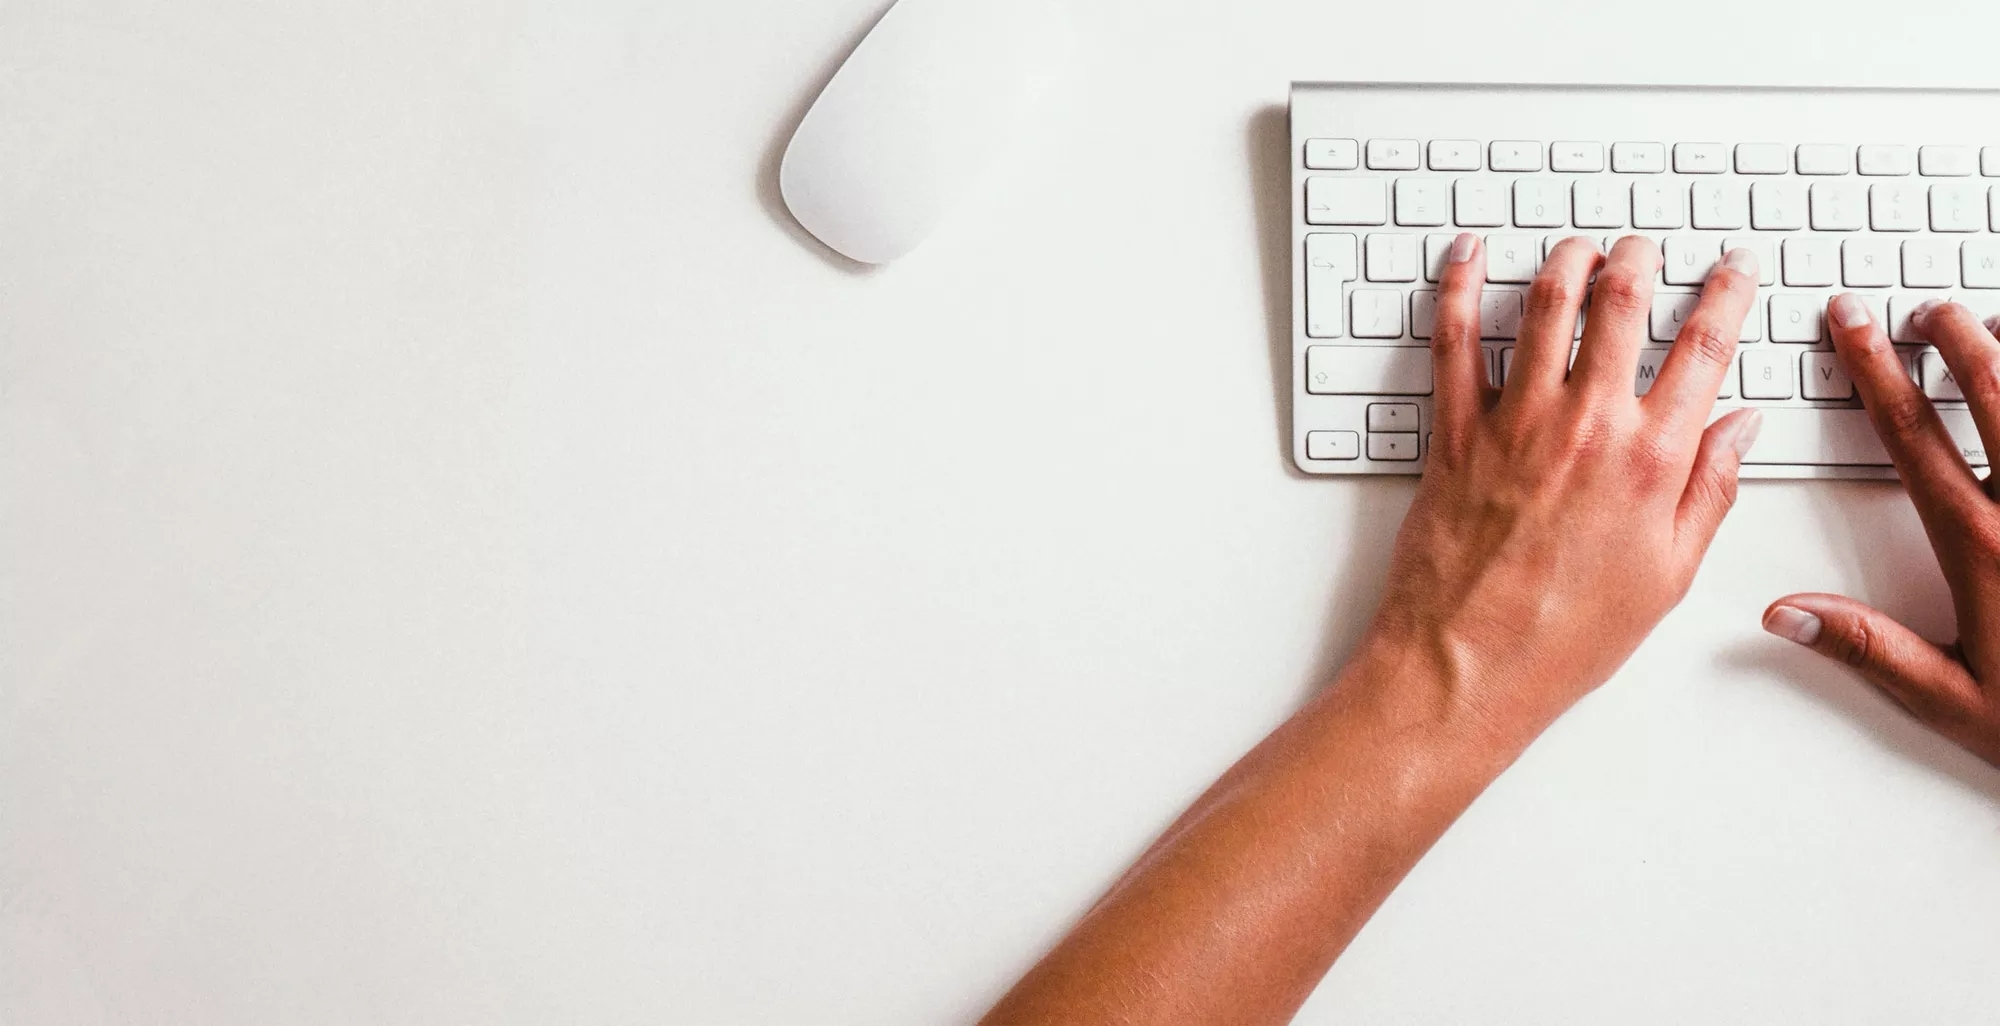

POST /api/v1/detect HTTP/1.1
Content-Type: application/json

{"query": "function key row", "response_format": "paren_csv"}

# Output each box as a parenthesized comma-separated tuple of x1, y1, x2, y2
(1304, 139, 2000, 177)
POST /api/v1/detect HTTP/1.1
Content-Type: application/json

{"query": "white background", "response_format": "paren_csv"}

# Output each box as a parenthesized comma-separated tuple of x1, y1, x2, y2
(5, 1, 2000, 1023)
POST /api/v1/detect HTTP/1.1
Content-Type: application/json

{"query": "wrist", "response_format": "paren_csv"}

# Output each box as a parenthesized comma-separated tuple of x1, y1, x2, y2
(1329, 628, 1553, 774)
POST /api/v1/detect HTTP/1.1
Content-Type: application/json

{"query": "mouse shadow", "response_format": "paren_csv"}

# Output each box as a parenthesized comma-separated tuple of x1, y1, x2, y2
(1245, 104, 1303, 478)
(1723, 479, 2000, 806)
(755, 3, 892, 276)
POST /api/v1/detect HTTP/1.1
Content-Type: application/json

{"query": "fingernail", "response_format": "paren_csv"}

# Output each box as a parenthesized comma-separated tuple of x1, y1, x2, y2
(1722, 247, 1758, 277)
(1830, 293, 1873, 329)
(1764, 605, 1823, 646)
(1910, 299, 1944, 329)
(1449, 233, 1478, 264)
(1984, 314, 2000, 337)
(1733, 409, 1763, 457)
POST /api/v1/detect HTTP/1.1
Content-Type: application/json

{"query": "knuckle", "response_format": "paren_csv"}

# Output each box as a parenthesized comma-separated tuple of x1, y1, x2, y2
(1839, 618, 1878, 670)
(1594, 270, 1650, 315)
(1525, 275, 1584, 319)
(1876, 393, 1934, 439)
(1957, 357, 2000, 406)
(1675, 320, 1737, 368)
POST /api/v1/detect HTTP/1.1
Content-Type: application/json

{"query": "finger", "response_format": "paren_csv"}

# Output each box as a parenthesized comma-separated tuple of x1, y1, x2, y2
(1565, 236, 1661, 402)
(1673, 408, 1762, 558)
(1430, 233, 1491, 442)
(1646, 248, 1760, 439)
(1763, 593, 1984, 733)
(1827, 293, 1989, 526)
(1505, 237, 1601, 398)
(1914, 300, 2000, 461)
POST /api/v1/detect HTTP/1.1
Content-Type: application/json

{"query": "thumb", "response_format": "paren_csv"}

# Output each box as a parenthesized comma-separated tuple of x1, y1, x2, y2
(1763, 593, 1983, 729)
(1675, 408, 1762, 554)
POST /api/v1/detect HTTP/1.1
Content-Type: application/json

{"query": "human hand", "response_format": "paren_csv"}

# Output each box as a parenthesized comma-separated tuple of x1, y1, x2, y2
(1763, 297, 2000, 768)
(1355, 234, 1762, 748)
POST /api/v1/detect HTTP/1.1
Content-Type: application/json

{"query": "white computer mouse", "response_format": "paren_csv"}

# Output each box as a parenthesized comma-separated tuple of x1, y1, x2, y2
(779, 0, 1071, 265)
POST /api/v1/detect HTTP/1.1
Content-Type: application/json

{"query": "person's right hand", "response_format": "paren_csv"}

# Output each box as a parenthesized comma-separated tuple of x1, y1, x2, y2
(1764, 296, 2000, 768)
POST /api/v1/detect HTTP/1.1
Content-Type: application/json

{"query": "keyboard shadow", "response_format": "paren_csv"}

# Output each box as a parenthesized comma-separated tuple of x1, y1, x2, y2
(1246, 103, 1306, 478)
(1720, 480, 2000, 805)
(1244, 103, 1423, 698)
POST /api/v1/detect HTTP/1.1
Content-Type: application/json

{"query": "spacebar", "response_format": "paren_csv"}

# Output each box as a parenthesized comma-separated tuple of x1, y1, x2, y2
(1742, 408, 1989, 467)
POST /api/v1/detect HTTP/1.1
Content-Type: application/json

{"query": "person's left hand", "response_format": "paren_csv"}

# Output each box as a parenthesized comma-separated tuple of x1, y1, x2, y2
(1351, 234, 1764, 749)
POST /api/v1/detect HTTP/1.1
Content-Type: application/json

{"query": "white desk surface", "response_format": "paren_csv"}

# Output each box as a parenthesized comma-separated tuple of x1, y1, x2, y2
(6, 1, 2000, 1022)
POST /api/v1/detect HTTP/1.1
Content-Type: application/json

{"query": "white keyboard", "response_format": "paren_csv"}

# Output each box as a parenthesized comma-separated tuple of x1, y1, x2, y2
(1290, 82, 2000, 478)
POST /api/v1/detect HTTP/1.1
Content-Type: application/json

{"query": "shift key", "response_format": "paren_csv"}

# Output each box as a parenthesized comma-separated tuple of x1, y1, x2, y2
(1306, 345, 1434, 395)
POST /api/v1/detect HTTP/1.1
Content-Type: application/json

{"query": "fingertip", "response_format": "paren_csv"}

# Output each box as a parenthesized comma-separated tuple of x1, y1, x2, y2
(1448, 232, 1479, 265)
(1762, 603, 1824, 646)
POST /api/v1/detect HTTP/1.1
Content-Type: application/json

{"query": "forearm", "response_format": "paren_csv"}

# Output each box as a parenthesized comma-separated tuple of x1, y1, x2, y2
(979, 637, 1532, 1026)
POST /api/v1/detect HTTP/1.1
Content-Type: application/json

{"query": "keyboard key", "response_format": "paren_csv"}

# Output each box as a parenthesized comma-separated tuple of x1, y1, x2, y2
(1479, 291, 1524, 339)
(1750, 180, 1807, 229)
(1485, 234, 1540, 283)
(1365, 233, 1421, 282)
(1366, 139, 1420, 170)
(1992, 185, 2000, 231)
(1741, 408, 1985, 467)
(1960, 291, 2000, 321)
(1350, 288, 1406, 337)
(1904, 239, 1959, 288)
(1889, 295, 1938, 342)
(1770, 294, 1827, 342)
(1722, 235, 1778, 285)
(1304, 233, 1359, 338)
(1809, 181, 1866, 230)
(1410, 289, 1438, 337)
(1735, 143, 1790, 174)
(1572, 179, 1628, 228)
(1306, 177, 1387, 225)
(1423, 234, 1455, 282)
(1367, 403, 1421, 432)
(1454, 180, 1507, 227)
(1841, 237, 1898, 287)
(1664, 236, 1721, 285)
(1859, 144, 1916, 176)
(1304, 138, 1359, 169)
(1674, 143, 1728, 173)
(1986, 146, 2000, 177)
(1612, 142, 1666, 173)
(1428, 139, 1482, 171)
(1632, 180, 1686, 228)
(1650, 293, 1699, 341)
(1513, 179, 1568, 227)
(1802, 352, 1856, 400)
(1691, 180, 1748, 229)
(1869, 182, 1925, 230)
(1922, 351, 1963, 400)
(1931, 183, 1984, 232)
(1741, 349, 1796, 398)
(1368, 432, 1421, 461)
(1306, 345, 1432, 395)
(1394, 178, 1451, 226)
(1305, 430, 1360, 460)
(1964, 238, 2000, 288)
(1550, 141, 1605, 172)
(1634, 348, 1668, 395)
(1489, 140, 1543, 172)
(1920, 145, 1978, 177)
(1782, 237, 1838, 286)
(1796, 144, 1852, 175)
